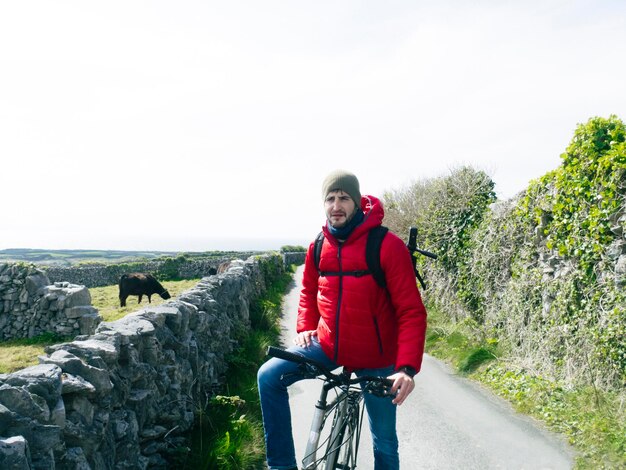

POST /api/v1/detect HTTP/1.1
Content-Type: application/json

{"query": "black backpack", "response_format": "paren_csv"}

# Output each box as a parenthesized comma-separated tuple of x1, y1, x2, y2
(313, 226, 389, 288)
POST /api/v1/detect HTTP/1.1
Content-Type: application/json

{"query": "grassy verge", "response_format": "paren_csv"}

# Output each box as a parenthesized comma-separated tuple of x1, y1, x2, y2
(179, 266, 295, 469)
(425, 307, 626, 469)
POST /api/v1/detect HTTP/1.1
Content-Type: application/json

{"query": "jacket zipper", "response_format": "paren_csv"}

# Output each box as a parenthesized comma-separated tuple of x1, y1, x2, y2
(333, 243, 343, 362)
(372, 316, 384, 356)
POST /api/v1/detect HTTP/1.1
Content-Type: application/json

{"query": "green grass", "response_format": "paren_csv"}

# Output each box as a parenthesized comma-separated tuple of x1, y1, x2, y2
(477, 365, 625, 469)
(89, 279, 201, 322)
(0, 333, 69, 373)
(183, 395, 265, 470)
(425, 314, 498, 373)
(178, 266, 295, 470)
(425, 307, 626, 469)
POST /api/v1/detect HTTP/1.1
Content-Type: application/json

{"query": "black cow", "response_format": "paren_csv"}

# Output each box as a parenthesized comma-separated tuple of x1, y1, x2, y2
(119, 273, 171, 307)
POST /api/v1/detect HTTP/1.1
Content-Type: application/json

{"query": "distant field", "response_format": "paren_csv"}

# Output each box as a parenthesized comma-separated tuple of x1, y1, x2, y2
(0, 248, 179, 265)
(0, 248, 253, 266)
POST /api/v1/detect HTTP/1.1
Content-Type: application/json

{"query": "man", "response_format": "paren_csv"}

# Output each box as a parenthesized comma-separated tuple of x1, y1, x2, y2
(258, 170, 427, 470)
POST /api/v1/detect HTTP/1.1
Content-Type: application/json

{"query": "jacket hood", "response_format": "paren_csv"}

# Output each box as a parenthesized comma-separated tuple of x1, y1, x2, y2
(322, 194, 384, 243)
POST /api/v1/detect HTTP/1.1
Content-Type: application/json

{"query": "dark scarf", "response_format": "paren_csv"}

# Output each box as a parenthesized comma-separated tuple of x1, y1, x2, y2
(327, 209, 365, 240)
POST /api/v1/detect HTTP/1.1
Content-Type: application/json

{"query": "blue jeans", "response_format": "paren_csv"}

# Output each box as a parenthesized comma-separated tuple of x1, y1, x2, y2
(257, 339, 399, 470)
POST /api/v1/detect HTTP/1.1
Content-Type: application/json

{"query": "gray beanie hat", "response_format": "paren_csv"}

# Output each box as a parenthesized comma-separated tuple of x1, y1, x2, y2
(322, 170, 362, 206)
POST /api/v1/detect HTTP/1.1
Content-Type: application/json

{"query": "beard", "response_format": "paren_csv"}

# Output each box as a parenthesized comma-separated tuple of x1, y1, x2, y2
(328, 208, 357, 228)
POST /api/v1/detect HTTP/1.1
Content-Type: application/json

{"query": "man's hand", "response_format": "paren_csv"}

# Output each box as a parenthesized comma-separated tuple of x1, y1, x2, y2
(388, 371, 415, 405)
(294, 329, 317, 348)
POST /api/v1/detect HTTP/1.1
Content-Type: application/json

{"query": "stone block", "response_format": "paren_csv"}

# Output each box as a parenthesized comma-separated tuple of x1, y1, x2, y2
(0, 435, 32, 470)
(2, 291, 18, 301)
(66, 339, 118, 364)
(1, 364, 62, 407)
(60, 447, 90, 470)
(30, 424, 62, 457)
(65, 395, 94, 426)
(96, 315, 156, 342)
(41, 350, 113, 395)
(54, 325, 73, 335)
(78, 313, 101, 336)
(25, 273, 50, 296)
(61, 373, 96, 395)
(0, 385, 50, 422)
(64, 306, 97, 320)
(64, 286, 92, 308)
(608, 239, 626, 259)
(139, 425, 167, 442)
(50, 398, 66, 428)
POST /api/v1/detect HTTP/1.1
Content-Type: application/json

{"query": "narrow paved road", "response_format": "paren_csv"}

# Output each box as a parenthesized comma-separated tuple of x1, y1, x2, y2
(276, 266, 575, 469)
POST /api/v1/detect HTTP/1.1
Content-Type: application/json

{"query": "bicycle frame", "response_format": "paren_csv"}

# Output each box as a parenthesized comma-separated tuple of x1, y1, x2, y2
(267, 346, 392, 470)
(303, 379, 364, 469)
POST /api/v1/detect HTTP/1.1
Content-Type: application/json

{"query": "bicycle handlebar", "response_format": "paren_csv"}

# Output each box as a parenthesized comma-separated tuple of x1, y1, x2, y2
(267, 346, 335, 377)
(267, 346, 394, 394)
(406, 227, 438, 260)
(415, 248, 437, 259)
(406, 226, 437, 290)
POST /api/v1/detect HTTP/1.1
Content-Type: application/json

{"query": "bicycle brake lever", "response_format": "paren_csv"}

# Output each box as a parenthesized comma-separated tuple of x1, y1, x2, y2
(367, 381, 396, 398)
(298, 363, 319, 379)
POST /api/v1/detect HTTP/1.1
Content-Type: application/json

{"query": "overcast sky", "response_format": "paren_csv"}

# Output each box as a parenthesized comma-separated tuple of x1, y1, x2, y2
(1, 1, 625, 252)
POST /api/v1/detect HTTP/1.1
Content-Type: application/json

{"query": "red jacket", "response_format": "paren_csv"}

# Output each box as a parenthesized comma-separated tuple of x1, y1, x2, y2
(297, 195, 427, 372)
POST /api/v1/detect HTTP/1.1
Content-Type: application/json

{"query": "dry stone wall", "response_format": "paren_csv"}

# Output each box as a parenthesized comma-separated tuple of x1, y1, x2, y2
(282, 251, 306, 266)
(43, 254, 258, 288)
(0, 263, 100, 341)
(0, 254, 285, 469)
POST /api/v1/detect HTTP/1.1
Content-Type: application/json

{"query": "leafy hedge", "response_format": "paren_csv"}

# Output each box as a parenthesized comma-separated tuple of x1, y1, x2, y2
(279, 245, 306, 253)
(513, 115, 626, 387)
(383, 116, 626, 389)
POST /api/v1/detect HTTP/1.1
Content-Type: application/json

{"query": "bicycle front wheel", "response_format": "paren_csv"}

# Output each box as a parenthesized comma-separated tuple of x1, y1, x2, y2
(324, 397, 360, 470)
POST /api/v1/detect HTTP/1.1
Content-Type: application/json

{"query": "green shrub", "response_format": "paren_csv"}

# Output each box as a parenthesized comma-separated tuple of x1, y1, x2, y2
(383, 166, 497, 321)
(458, 347, 496, 373)
(280, 245, 306, 253)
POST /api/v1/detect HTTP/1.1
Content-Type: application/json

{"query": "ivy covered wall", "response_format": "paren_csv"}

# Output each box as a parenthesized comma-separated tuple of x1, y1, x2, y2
(384, 116, 626, 389)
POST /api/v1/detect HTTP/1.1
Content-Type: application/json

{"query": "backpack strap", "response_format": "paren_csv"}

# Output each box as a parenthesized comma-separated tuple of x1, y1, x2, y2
(313, 226, 388, 289)
(366, 226, 388, 288)
(313, 231, 325, 275)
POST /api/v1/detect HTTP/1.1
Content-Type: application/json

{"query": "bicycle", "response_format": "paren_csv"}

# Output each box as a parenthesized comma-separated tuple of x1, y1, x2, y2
(266, 345, 394, 470)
